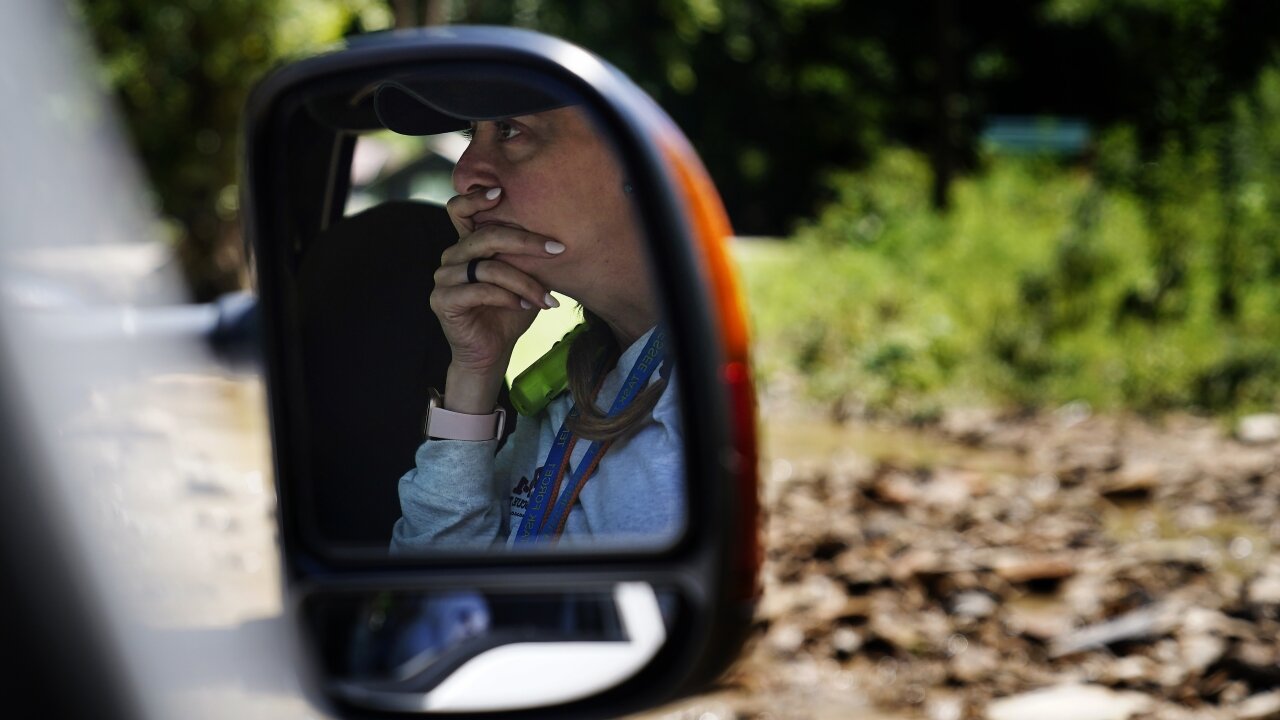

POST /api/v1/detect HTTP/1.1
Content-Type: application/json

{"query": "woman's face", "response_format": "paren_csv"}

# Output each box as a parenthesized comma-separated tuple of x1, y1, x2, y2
(451, 107, 645, 302)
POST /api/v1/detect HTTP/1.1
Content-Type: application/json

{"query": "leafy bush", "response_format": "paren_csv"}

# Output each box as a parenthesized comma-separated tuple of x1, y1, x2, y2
(738, 66, 1280, 418)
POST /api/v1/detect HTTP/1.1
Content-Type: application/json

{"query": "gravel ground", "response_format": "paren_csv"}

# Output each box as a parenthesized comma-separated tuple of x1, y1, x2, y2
(63, 369, 1280, 720)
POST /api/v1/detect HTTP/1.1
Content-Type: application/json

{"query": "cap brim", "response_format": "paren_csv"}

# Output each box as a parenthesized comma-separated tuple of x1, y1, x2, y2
(374, 68, 573, 136)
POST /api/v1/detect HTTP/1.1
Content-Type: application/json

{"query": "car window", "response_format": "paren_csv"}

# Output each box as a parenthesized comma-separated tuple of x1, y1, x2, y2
(346, 130, 467, 215)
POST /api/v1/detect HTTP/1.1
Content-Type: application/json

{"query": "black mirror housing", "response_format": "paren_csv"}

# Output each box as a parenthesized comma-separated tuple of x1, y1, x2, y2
(242, 26, 759, 717)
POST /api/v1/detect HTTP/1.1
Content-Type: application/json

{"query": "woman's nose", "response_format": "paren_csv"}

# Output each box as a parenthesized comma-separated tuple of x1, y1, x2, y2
(451, 140, 500, 195)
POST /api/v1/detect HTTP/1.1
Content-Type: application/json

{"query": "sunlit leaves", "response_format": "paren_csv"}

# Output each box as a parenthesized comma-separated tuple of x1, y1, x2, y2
(74, 0, 393, 297)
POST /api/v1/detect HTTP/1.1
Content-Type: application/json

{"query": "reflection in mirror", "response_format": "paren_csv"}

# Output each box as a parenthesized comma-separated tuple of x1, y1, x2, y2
(282, 64, 686, 555)
(307, 583, 677, 712)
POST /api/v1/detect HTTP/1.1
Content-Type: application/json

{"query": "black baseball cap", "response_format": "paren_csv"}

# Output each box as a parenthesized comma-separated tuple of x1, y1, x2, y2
(373, 65, 577, 136)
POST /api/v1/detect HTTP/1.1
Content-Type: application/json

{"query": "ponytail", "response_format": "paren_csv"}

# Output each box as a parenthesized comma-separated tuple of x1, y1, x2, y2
(565, 311, 668, 442)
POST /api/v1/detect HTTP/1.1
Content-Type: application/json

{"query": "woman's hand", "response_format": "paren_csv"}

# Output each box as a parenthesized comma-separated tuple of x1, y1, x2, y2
(430, 186, 564, 413)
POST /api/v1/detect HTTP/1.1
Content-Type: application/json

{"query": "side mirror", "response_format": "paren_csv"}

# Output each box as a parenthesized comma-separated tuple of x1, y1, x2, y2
(243, 26, 759, 717)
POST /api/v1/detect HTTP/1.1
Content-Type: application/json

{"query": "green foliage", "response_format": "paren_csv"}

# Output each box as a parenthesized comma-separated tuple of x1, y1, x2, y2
(740, 64, 1280, 417)
(71, 0, 392, 299)
(79, 0, 1280, 299)
(497, 0, 910, 234)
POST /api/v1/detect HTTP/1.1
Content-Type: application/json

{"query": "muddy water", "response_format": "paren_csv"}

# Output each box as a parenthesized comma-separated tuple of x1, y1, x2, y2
(762, 417, 1031, 475)
(66, 371, 314, 719)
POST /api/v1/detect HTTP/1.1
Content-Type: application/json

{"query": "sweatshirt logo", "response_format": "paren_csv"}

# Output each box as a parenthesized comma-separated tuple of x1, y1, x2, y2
(514, 470, 538, 497)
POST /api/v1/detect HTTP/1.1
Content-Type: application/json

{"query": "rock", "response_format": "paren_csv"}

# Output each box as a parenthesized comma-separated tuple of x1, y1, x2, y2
(1180, 607, 1232, 636)
(1055, 442, 1122, 483)
(1237, 690, 1280, 720)
(1061, 572, 1109, 618)
(1006, 597, 1076, 640)
(831, 627, 863, 656)
(766, 623, 805, 656)
(1149, 638, 1192, 687)
(1248, 573, 1280, 605)
(922, 469, 982, 509)
(1179, 632, 1225, 675)
(1102, 655, 1153, 684)
(1049, 604, 1178, 658)
(952, 591, 998, 619)
(755, 583, 806, 621)
(926, 693, 965, 720)
(1224, 681, 1252, 705)
(872, 471, 919, 504)
(834, 552, 891, 585)
(1233, 640, 1278, 670)
(833, 595, 873, 622)
(985, 684, 1152, 720)
(1171, 607, 1246, 677)
(890, 548, 945, 581)
(1238, 414, 1280, 445)
(992, 554, 1077, 584)
(1100, 460, 1161, 497)
(801, 574, 852, 622)
(870, 612, 924, 652)
(950, 645, 1000, 683)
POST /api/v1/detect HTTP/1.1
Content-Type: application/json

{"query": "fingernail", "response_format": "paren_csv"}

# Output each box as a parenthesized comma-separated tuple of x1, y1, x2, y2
(544, 293, 560, 308)
(545, 241, 566, 254)
(520, 299, 533, 310)
(485, 187, 502, 200)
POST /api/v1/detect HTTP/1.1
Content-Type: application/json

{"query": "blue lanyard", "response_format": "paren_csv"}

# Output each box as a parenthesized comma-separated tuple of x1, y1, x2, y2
(514, 327, 667, 544)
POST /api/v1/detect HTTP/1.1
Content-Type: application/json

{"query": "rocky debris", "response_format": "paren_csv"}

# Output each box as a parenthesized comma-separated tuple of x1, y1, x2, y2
(952, 591, 997, 619)
(710, 409, 1280, 720)
(985, 684, 1152, 720)
(1237, 691, 1280, 720)
(1100, 460, 1161, 498)
(1049, 603, 1178, 658)
(1247, 564, 1280, 606)
(990, 554, 1077, 584)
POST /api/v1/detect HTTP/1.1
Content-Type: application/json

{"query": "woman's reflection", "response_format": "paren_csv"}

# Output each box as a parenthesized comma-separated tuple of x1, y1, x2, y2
(379, 83, 683, 550)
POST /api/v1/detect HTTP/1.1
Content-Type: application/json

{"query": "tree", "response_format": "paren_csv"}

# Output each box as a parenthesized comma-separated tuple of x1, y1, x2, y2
(72, 0, 391, 300)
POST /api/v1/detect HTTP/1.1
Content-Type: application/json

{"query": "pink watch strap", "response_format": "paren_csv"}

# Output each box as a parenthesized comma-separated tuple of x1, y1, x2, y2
(425, 390, 505, 441)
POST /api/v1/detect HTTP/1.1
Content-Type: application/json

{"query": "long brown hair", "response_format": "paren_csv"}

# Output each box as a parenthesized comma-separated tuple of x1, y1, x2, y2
(565, 310, 668, 442)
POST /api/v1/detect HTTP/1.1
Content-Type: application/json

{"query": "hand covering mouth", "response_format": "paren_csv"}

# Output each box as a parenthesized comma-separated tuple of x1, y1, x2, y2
(472, 214, 524, 230)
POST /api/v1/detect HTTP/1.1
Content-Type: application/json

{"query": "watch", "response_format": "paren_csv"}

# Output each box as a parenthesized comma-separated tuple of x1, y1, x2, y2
(423, 387, 506, 441)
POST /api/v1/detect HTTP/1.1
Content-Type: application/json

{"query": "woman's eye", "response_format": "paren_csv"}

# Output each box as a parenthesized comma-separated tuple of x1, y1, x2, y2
(459, 124, 475, 141)
(496, 121, 522, 141)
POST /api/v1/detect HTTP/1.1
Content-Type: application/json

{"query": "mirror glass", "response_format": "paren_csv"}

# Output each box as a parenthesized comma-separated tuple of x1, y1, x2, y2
(270, 62, 687, 556)
(304, 583, 680, 712)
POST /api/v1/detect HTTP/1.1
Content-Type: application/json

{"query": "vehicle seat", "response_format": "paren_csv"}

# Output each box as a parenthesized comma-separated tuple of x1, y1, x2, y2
(297, 200, 515, 549)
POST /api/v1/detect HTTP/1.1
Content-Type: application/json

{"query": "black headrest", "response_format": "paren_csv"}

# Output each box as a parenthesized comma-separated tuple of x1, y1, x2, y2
(297, 201, 455, 549)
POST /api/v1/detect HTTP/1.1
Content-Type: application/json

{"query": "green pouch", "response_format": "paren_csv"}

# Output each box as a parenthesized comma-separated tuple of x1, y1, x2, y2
(509, 323, 589, 416)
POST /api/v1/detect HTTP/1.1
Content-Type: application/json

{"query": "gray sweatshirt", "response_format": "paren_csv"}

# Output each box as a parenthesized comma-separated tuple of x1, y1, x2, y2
(391, 328, 684, 552)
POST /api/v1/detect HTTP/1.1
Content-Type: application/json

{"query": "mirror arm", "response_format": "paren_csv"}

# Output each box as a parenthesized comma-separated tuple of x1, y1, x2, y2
(17, 290, 260, 373)
(207, 290, 261, 371)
